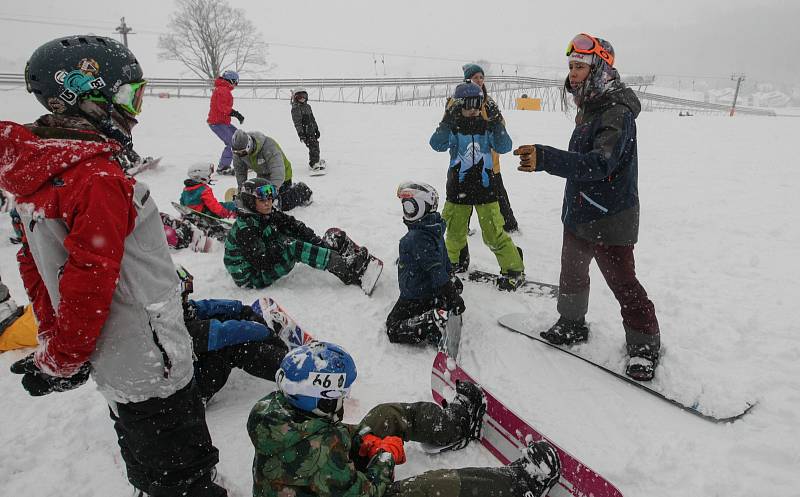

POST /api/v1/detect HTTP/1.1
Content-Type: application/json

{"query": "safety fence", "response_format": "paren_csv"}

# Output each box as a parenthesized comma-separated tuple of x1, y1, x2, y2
(0, 73, 776, 116)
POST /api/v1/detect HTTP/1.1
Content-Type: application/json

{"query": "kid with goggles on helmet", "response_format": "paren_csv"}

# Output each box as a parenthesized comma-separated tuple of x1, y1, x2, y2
(248, 341, 561, 497)
(386, 182, 465, 346)
(223, 178, 375, 290)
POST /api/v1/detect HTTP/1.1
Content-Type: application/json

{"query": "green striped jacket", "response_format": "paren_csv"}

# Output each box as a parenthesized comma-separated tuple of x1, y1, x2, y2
(224, 211, 330, 288)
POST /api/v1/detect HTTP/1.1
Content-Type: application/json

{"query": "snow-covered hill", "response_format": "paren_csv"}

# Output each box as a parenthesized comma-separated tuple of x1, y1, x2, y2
(1, 91, 798, 497)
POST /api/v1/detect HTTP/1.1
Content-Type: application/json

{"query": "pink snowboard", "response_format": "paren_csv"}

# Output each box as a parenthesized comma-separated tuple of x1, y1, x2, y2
(431, 351, 623, 497)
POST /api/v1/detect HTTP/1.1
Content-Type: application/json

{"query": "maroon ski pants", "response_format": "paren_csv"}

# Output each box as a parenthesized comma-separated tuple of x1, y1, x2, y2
(558, 229, 659, 336)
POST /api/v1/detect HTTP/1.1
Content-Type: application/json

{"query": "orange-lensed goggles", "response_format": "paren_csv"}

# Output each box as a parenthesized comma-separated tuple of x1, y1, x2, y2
(566, 33, 614, 67)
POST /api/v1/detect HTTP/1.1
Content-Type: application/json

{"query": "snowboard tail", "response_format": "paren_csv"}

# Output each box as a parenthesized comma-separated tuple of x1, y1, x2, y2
(360, 256, 383, 296)
(431, 351, 623, 497)
(497, 313, 756, 423)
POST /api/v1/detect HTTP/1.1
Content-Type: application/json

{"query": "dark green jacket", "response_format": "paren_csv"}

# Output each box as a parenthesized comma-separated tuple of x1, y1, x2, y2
(223, 211, 328, 288)
(248, 392, 395, 497)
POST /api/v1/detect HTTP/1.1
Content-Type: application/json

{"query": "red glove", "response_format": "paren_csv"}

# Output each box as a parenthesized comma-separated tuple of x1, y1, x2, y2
(359, 434, 406, 464)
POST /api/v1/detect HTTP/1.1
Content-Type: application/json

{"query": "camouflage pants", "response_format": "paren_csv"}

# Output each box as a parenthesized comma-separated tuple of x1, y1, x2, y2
(360, 403, 531, 497)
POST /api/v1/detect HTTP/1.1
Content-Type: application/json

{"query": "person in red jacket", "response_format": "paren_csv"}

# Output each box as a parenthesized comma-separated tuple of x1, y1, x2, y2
(180, 163, 237, 218)
(207, 70, 244, 175)
(0, 36, 226, 496)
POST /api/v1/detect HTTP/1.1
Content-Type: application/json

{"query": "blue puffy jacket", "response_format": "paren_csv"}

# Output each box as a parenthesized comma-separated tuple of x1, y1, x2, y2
(535, 86, 642, 245)
(398, 212, 451, 300)
(430, 118, 512, 205)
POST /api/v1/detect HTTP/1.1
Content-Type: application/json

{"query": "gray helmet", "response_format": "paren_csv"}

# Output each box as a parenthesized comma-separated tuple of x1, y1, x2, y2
(231, 129, 253, 155)
(187, 163, 213, 182)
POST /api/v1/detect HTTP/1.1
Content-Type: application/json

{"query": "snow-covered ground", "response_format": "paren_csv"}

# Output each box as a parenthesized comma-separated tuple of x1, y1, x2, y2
(1, 90, 798, 497)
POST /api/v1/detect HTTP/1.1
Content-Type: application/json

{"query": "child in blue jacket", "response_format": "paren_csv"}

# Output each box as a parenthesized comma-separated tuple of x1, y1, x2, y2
(429, 83, 525, 291)
(386, 182, 465, 344)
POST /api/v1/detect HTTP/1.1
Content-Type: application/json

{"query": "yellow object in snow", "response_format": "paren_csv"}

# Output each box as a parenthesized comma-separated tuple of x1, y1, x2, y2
(515, 98, 542, 111)
(0, 305, 38, 351)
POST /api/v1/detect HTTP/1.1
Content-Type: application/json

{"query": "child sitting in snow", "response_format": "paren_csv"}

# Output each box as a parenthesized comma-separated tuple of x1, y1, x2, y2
(224, 178, 372, 289)
(386, 182, 465, 345)
(247, 341, 561, 497)
(180, 163, 237, 219)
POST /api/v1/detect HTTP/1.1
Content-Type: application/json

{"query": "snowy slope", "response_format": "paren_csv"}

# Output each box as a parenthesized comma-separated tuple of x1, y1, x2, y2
(1, 90, 798, 497)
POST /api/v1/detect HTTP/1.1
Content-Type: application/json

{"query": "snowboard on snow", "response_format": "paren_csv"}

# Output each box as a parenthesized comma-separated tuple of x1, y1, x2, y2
(431, 351, 623, 497)
(171, 202, 233, 241)
(497, 313, 756, 423)
(464, 270, 559, 297)
(359, 256, 383, 296)
(251, 297, 314, 349)
(439, 311, 463, 360)
(309, 159, 327, 176)
(224, 187, 237, 203)
(126, 156, 161, 177)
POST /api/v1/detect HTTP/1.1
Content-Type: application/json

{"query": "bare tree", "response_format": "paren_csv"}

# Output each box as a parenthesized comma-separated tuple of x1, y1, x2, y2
(158, 0, 270, 79)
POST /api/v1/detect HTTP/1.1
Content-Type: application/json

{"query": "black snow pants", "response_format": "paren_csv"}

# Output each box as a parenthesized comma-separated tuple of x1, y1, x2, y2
(304, 136, 320, 166)
(110, 381, 226, 497)
(385, 298, 440, 344)
(278, 179, 313, 211)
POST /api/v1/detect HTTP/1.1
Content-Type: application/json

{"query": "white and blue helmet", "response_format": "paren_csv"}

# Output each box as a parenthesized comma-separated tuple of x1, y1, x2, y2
(276, 341, 357, 420)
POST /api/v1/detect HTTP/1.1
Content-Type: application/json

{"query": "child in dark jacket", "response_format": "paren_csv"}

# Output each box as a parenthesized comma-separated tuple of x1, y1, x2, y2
(223, 178, 371, 289)
(180, 163, 237, 218)
(386, 182, 465, 344)
(290, 88, 323, 170)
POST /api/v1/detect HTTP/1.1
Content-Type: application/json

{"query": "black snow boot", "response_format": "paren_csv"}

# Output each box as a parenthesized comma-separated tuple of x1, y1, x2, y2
(442, 380, 486, 450)
(540, 316, 589, 345)
(497, 270, 525, 291)
(625, 343, 660, 381)
(326, 249, 369, 286)
(452, 245, 470, 273)
(510, 440, 561, 497)
(387, 308, 448, 345)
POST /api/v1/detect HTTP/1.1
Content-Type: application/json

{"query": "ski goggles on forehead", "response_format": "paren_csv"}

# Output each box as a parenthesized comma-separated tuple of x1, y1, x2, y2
(566, 33, 614, 66)
(113, 80, 147, 116)
(254, 183, 279, 200)
(461, 95, 484, 111)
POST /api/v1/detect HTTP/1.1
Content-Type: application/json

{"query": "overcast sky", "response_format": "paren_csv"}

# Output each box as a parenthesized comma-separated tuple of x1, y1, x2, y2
(1, 0, 798, 87)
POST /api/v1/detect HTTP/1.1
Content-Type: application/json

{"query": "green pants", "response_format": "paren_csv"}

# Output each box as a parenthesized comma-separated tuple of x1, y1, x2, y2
(441, 201, 524, 274)
(360, 402, 531, 497)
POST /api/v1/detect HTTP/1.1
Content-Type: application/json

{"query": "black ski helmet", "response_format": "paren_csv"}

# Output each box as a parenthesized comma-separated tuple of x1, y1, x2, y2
(238, 177, 276, 213)
(25, 35, 143, 116)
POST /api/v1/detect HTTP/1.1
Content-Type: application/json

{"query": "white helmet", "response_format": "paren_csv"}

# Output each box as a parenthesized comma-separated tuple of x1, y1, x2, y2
(187, 163, 213, 183)
(397, 181, 439, 222)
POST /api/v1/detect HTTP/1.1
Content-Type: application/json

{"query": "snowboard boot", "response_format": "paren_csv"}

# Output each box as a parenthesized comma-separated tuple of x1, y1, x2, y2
(497, 270, 526, 291)
(388, 308, 448, 345)
(326, 249, 369, 286)
(540, 316, 589, 346)
(625, 343, 660, 381)
(510, 441, 561, 497)
(443, 380, 486, 450)
(451, 245, 470, 274)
